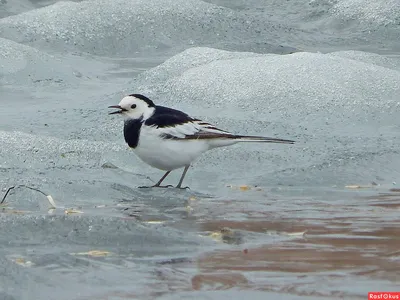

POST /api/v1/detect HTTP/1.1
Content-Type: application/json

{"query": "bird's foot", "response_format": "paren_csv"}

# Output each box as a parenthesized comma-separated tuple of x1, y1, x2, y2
(139, 184, 173, 189)
(175, 185, 190, 190)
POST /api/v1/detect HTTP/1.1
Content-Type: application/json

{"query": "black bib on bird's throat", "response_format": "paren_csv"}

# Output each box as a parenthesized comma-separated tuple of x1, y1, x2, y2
(124, 118, 143, 148)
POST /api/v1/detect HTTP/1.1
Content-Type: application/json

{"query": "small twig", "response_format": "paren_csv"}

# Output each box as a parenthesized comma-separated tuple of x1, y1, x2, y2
(1, 185, 49, 205)
(1, 186, 16, 204)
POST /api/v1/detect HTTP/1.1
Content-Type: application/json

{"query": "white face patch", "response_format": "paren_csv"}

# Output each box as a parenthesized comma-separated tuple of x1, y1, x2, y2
(119, 96, 155, 120)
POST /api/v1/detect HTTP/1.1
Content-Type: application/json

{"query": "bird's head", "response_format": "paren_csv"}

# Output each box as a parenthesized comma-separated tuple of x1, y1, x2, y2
(108, 94, 155, 120)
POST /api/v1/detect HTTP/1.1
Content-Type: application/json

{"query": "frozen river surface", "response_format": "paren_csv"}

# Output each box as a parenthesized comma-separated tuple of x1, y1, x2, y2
(0, 0, 400, 299)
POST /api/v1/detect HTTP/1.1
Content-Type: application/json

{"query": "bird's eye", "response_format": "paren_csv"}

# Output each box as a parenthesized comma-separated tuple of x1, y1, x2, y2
(131, 104, 137, 109)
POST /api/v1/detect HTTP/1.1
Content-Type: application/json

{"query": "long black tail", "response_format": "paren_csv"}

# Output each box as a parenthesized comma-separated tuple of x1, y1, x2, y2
(234, 135, 295, 144)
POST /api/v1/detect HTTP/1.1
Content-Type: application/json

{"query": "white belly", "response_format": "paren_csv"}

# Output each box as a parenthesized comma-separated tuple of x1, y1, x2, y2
(133, 135, 211, 171)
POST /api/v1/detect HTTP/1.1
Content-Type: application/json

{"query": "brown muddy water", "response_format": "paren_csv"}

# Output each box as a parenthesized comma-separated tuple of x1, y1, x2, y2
(165, 186, 400, 299)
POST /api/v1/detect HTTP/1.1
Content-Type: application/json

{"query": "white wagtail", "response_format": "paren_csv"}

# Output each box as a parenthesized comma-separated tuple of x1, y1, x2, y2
(109, 94, 295, 189)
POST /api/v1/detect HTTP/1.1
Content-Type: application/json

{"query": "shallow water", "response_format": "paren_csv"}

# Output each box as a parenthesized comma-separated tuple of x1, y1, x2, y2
(1, 0, 400, 299)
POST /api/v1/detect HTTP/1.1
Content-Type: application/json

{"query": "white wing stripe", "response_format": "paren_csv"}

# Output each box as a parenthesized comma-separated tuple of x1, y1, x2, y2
(144, 120, 233, 140)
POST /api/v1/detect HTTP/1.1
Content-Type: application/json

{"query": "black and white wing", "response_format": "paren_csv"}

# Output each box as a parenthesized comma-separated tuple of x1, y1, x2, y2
(143, 106, 295, 144)
(144, 110, 233, 140)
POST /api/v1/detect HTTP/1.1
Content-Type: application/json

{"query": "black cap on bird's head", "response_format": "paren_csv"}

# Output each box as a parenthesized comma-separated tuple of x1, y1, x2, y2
(128, 94, 155, 107)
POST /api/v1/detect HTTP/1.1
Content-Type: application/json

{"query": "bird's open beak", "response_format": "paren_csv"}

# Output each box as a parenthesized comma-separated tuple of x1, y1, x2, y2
(108, 105, 127, 115)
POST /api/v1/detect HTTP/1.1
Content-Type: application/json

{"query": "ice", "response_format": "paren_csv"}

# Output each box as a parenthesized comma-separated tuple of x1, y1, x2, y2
(0, 129, 125, 194)
(135, 47, 400, 118)
(308, 0, 400, 27)
(0, 130, 124, 161)
(134, 47, 267, 95)
(2, 0, 397, 57)
(332, 0, 400, 26)
(328, 50, 400, 71)
(0, 0, 233, 56)
(206, 0, 400, 54)
(0, 0, 83, 18)
(158, 290, 323, 300)
(0, 0, 299, 56)
(308, 0, 400, 53)
(0, 0, 34, 18)
(0, 37, 76, 85)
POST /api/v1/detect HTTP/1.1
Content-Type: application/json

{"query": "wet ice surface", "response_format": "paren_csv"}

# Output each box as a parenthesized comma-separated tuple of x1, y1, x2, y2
(1, 0, 400, 299)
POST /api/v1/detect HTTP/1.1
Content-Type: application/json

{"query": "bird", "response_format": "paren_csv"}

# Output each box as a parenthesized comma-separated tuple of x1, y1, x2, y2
(109, 94, 295, 189)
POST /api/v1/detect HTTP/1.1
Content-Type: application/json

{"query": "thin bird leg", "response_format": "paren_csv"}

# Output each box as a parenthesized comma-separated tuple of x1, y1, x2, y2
(176, 165, 190, 189)
(139, 171, 172, 188)
(153, 171, 172, 187)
